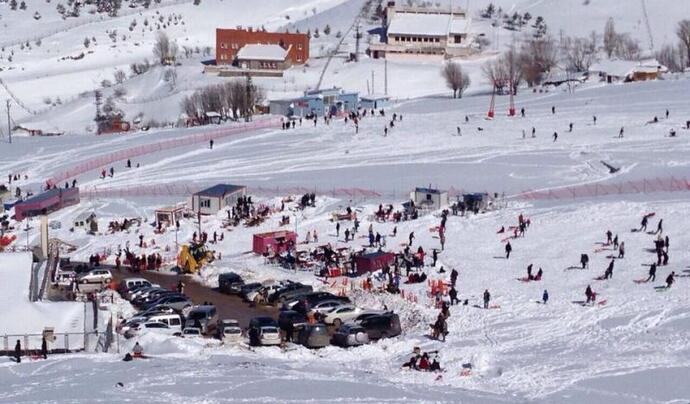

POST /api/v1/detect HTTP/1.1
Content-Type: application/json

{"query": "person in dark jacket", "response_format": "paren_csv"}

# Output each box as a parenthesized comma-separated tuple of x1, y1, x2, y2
(505, 242, 512, 259)
(580, 253, 589, 269)
(14, 340, 21, 363)
(666, 271, 675, 288)
(646, 263, 657, 282)
(450, 268, 458, 287)
(542, 290, 549, 304)
(483, 289, 491, 309)
(585, 285, 595, 303)
(449, 287, 459, 306)
(604, 259, 614, 279)
(41, 336, 48, 359)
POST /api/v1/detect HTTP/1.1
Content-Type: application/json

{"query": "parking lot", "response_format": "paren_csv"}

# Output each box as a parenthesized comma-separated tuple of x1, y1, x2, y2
(111, 268, 278, 328)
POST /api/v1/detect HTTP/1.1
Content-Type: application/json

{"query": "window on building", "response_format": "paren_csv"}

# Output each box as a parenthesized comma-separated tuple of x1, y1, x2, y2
(395, 36, 400, 41)
(298, 44, 303, 50)
(200, 198, 211, 208)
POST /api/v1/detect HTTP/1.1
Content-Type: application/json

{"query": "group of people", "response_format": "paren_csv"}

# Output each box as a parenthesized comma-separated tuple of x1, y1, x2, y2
(402, 348, 442, 372)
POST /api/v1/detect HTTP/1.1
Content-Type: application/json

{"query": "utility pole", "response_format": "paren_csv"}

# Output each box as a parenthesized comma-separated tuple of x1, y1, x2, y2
(371, 70, 375, 95)
(6, 100, 11, 144)
(384, 58, 388, 96)
(354, 20, 361, 62)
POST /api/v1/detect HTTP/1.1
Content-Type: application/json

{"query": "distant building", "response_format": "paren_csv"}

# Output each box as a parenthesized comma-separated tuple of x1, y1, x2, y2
(411, 187, 448, 211)
(269, 87, 359, 117)
(368, 1, 475, 59)
(14, 188, 80, 221)
(588, 59, 668, 83)
(192, 184, 247, 215)
(360, 94, 391, 109)
(236, 44, 291, 70)
(215, 28, 309, 67)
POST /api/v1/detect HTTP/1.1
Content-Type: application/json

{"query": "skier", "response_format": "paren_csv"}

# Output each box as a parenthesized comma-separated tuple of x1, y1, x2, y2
(457, 126, 462, 136)
(553, 132, 558, 142)
(520, 107, 525, 117)
(109, 167, 114, 177)
(646, 263, 657, 282)
(505, 241, 512, 259)
(604, 259, 614, 279)
(449, 286, 459, 305)
(613, 234, 619, 250)
(344, 228, 350, 242)
(527, 263, 533, 280)
(593, 115, 597, 125)
(384, 127, 388, 136)
(408, 232, 415, 246)
(569, 122, 573, 132)
(483, 289, 491, 309)
(640, 215, 648, 231)
(551, 105, 556, 114)
(532, 127, 536, 138)
(666, 271, 675, 288)
(450, 268, 458, 288)
(618, 241, 625, 259)
(665, 109, 669, 119)
(585, 285, 595, 303)
(580, 254, 589, 269)
(618, 127, 624, 138)
(432, 249, 438, 267)
(336, 222, 340, 237)
(606, 230, 612, 245)
(127, 159, 131, 168)
(209, 139, 214, 149)
(656, 219, 663, 235)
(535, 267, 543, 280)
(542, 289, 549, 304)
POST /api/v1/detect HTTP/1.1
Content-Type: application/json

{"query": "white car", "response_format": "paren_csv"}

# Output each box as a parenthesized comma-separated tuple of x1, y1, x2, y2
(79, 269, 112, 284)
(323, 305, 363, 327)
(125, 321, 181, 338)
(310, 300, 344, 314)
(258, 326, 281, 346)
(221, 325, 243, 345)
(182, 327, 203, 338)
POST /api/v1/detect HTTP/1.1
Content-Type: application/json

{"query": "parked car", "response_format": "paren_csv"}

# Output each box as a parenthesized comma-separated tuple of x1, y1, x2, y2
(118, 278, 153, 296)
(351, 311, 388, 324)
(218, 272, 244, 294)
(278, 310, 307, 340)
(218, 319, 243, 345)
(133, 290, 177, 306)
(239, 282, 263, 301)
(358, 313, 401, 340)
(323, 305, 362, 327)
(146, 313, 183, 333)
(332, 324, 370, 347)
(245, 280, 291, 304)
(181, 327, 203, 338)
(79, 269, 112, 284)
(124, 321, 181, 339)
(184, 305, 218, 335)
(248, 317, 281, 346)
(310, 300, 345, 314)
(268, 283, 313, 304)
(128, 305, 176, 323)
(143, 295, 192, 312)
(296, 324, 330, 348)
(128, 286, 164, 302)
(288, 292, 350, 308)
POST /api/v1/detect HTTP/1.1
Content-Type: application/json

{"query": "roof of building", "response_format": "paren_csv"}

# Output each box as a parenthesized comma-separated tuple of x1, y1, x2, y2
(236, 44, 288, 61)
(18, 187, 78, 206)
(361, 94, 391, 101)
(195, 184, 246, 198)
(387, 12, 470, 37)
(589, 59, 667, 78)
(415, 187, 446, 195)
(74, 211, 96, 221)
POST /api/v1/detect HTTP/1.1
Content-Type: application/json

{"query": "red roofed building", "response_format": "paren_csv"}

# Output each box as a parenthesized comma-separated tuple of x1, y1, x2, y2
(215, 28, 309, 66)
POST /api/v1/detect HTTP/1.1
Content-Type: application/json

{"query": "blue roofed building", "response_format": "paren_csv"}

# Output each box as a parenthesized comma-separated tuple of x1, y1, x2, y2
(269, 87, 359, 117)
(192, 184, 247, 215)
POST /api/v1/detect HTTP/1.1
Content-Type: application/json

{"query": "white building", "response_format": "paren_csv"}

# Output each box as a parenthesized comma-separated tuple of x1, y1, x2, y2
(411, 187, 449, 211)
(369, 2, 475, 59)
(191, 184, 247, 215)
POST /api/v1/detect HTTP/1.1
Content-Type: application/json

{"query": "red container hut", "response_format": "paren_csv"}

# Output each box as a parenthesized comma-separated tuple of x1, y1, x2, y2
(252, 230, 297, 255)
(14, 187, 80, 221)
(353, 251, 395, 275)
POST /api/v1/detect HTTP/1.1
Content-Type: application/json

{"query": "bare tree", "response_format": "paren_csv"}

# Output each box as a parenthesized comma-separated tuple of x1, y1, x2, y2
(519, 36, 558, 86)
(113, 69, 126, 84)
(153, 32, 178, 65)
(677, 20, 690, 67)
(442, 62, 471, 98)
(562, 35, 597, 72)
(482, 47, 523, 94)
(656, 44, 683, 72)
(615, 34, 640, 60)
(603, 17, 618, 58)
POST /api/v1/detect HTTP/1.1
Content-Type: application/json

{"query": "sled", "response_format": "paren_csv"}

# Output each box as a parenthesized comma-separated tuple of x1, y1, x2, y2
(593, 275, 607, 281)
(654, 286, 669, 292)
(517, 277, 531, 282)
(500, 236, 514, 242)
(593, 247, 610, 253)
(633, 278, 649, 284)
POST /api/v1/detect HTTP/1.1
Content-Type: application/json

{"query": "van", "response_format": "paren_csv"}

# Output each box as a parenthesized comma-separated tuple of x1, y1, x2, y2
(297, 324, 330, 348)
(185, 305, 218, 335)
(147, 313, 183, 333)
(118, 278, 153, 295)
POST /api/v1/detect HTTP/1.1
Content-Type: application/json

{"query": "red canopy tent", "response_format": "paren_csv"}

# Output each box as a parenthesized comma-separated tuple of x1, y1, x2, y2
(252, 230, 297, 255)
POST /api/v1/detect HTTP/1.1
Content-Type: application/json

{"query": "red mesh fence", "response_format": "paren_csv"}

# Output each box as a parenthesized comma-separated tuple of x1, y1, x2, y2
(46, 118, 282, 187)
